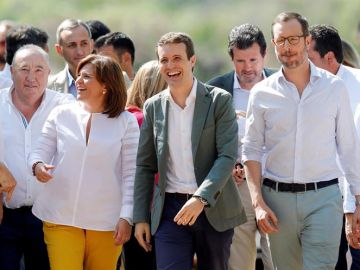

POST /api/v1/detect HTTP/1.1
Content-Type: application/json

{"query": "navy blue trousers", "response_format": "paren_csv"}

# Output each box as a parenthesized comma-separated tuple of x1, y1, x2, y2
(336, 215, 360, 270)
(0, 207, 49, 270)
(155, 194, 234, 270)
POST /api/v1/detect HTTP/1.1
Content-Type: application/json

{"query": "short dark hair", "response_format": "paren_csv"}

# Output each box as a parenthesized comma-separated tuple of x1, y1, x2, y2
(6, 25, 48, 65)
(85, 20, 110, 41)
(94, 32, 135, 65)
(309, 24, 343, 64)
(271, 12, 309, 38)
(76, 54, 127, 118)
(228, 24, 266, 59)
(156, 32, 195, 60)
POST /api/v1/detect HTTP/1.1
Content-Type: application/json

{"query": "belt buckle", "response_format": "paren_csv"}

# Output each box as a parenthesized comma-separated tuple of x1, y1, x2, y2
(297, 183, 307, 194)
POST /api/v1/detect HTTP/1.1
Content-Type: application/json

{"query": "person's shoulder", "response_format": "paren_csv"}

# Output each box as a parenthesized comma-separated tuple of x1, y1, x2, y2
(143, 89, 168, 109)
(315, 66, 342, 85)
(207, 71, 234, 86)
(342, 65, 360, 78)
(264, 67, 278, 77)
(45, 89, 75, 105)
(48, 68, 67, 87)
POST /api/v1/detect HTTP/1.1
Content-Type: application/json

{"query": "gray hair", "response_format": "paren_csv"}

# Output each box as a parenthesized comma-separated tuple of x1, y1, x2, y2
(12, 44, 50, 67)
(56, 19, 91, 44)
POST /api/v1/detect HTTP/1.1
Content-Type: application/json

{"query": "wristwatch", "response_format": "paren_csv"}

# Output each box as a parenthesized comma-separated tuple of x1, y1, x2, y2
(193, 196, 209, 207)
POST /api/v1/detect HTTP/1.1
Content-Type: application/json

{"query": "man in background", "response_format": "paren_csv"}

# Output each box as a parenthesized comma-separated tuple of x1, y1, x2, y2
(48, 19, 93, 96)
(308, 23, 360, 270)
(208, 23, 274, 270)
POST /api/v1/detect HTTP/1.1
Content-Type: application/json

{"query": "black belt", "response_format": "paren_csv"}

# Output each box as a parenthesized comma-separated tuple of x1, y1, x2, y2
(4, 206, 32, 213)
(165, 192, 193, 200)
(263, 178, 338, 193)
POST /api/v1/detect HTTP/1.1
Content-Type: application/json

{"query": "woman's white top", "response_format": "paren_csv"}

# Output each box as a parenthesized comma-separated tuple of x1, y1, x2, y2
(29, 102, 139, 231)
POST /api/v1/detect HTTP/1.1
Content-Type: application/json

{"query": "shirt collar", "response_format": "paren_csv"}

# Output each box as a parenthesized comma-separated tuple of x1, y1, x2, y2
(165, 77, 197, 106)
(233, 70, 266, 91)
(336, 64, 345, 78)
(277, 60, 321, 85)
(66, 66, 75, 87)
(8, 86, 47, 109)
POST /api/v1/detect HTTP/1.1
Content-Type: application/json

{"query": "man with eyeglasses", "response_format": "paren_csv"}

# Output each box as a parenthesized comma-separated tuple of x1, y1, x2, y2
(242, 12, 360, 269)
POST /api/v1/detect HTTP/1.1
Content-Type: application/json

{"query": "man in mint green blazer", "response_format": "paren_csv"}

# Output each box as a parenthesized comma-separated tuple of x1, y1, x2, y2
(133, 32, 246, 270)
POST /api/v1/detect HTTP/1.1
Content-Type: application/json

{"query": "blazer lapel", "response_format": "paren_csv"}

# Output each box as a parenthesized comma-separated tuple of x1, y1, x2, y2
(191, 82, 211, 162)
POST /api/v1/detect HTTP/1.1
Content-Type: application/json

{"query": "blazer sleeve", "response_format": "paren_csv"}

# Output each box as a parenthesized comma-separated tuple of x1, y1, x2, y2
(194, 91, 238, 206)
(133, 100, 158, 223)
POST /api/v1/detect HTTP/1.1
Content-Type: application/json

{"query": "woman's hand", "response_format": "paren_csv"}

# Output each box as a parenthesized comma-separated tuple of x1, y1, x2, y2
(113, 218, 132, 246)
(34, 162, 55, 183)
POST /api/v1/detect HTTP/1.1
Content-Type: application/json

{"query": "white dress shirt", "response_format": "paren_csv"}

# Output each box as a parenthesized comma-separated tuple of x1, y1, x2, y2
(233, 72, 251, 112)
(29, 102, 140, 231)
(0, 63, 12, 89)
(242, 62, 360, 196)
(165, 78, 198, 194)
(0, 87, 74, 208)
(335, 65, 360, 212)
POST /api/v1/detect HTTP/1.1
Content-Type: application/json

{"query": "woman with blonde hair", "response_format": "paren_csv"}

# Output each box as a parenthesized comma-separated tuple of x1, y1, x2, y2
(29, 54, 139, 270)
(123, 60, 167, 270)
(126, 60, 167, 126)
(342, 39, 360, 68)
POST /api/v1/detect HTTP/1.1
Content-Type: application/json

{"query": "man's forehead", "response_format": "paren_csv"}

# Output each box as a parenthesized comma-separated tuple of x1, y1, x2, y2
(158, 43, 187, 56)
(60, 26, 90, 42)
(273, 19, 302, 36)
(15, 52, 47, 67)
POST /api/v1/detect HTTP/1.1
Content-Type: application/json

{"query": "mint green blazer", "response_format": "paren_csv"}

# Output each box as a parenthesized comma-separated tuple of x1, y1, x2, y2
(133, 81, 246, 234)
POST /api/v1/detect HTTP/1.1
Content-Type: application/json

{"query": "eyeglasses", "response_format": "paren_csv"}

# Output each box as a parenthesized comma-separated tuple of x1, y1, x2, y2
(273, 35, 305, 46)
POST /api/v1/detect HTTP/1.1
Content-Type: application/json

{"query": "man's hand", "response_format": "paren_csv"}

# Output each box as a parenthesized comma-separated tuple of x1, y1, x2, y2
(113, 218, 132, 246)
(233, 163, 245, 186)
(0, 163, 16, 203)
(174, 197, 204, 226)
(345, 213, 360, 249)
(350, 206, 360, 249)
(135, 222, 152, 252)
(255, 202, 279, 234)
(34, 163, 55, 183)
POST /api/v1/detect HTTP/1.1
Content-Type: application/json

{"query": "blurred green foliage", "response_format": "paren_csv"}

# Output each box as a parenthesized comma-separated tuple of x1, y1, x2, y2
(1, 0, 360, 81)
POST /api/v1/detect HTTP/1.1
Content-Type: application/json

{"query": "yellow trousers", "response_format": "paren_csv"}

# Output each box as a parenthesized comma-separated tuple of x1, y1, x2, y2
(43, 222, 122, 270)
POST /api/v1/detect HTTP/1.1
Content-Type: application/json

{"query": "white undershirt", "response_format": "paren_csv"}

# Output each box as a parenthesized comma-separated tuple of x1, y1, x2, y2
(165, 78, 198, 194)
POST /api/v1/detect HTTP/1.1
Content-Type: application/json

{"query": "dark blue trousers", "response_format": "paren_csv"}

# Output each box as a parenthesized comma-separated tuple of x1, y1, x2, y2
(0, 206, 49, 270)
(336, 215, 360, 270)
(155, 194, 234, 270)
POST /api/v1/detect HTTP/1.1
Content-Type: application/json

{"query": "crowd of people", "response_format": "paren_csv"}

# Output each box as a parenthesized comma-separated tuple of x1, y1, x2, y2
(1, 11, 360, 270)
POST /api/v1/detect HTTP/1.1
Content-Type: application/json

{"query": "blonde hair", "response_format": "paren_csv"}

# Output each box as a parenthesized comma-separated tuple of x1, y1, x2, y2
(342, 40, 360, 68)
(127, 60, 167, 108)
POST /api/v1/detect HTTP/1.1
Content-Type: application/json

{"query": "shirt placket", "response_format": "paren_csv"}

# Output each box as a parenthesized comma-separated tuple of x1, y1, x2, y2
(24, 127, 33, 205)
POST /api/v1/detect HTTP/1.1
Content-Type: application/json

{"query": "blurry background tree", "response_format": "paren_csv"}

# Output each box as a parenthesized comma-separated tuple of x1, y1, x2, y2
(1, 0, 359, 81)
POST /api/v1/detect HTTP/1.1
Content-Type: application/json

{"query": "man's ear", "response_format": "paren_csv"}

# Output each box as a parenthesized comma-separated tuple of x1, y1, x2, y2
(325, 51, 336, 65)
(190, 55, 196, 67)
(55, 44, 63, 57)
(121, 52, 132, 65)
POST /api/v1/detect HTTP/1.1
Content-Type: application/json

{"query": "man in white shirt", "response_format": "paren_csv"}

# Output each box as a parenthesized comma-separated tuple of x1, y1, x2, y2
(0, 44, 73, 270)
(243, 12, 360, 269)
(207, 24, 274, 270)
(133, 32, 246, 270)
(308, 23, 360, 270)
(48, 19, 93, 97)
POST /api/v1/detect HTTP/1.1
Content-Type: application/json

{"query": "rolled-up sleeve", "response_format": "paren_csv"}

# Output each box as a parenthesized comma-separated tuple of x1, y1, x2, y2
(242, 89, 266, 163)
